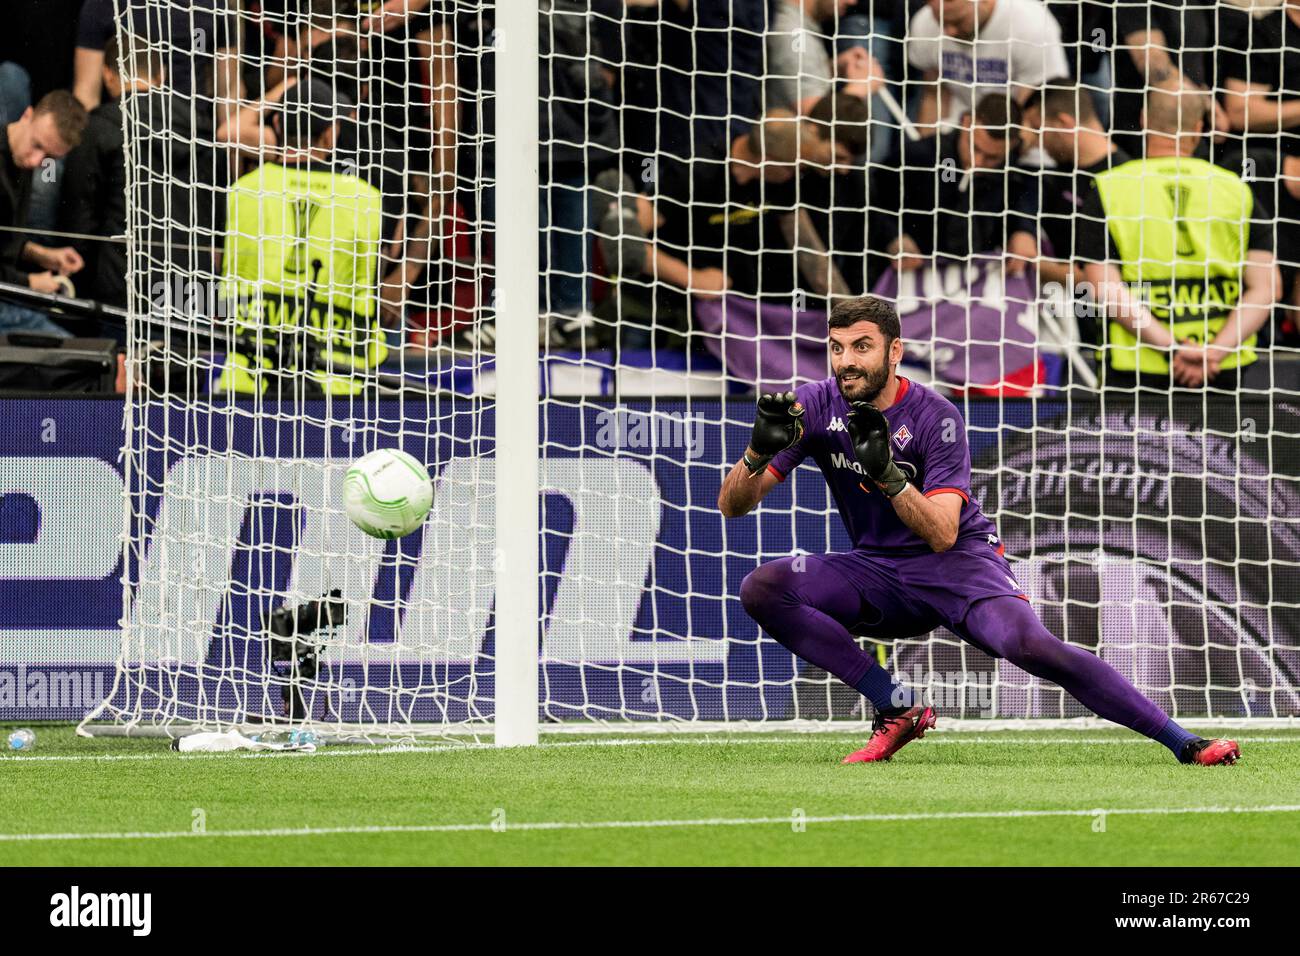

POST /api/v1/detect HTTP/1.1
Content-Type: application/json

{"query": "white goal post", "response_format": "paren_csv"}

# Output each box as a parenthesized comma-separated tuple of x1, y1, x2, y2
(493, 0, 541, 747)
(78, 0, 1300, 744)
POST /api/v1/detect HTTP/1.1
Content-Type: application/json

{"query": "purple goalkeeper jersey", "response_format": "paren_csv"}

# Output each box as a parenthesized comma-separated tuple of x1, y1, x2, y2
(768, 376, 1002, 556)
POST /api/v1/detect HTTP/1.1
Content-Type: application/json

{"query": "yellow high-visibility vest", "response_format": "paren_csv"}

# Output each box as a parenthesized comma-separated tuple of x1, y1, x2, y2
(1095, 156, 1256, 374)
(218, 162, 386, 396)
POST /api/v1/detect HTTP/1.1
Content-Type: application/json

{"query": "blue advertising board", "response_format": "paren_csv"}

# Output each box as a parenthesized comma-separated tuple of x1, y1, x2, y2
(1, 394, 1297, 722)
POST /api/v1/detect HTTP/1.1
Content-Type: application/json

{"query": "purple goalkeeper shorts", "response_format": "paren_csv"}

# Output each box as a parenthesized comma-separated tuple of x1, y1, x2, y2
(806, 541, 1028, 640)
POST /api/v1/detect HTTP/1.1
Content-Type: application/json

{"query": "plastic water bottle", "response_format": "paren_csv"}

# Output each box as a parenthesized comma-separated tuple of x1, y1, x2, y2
(289, 729, 321, 748)
(7, 729, 35, 751)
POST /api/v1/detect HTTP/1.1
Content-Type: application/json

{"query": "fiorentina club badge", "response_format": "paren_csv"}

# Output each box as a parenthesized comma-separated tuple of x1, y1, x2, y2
(892, 424, 913, 450)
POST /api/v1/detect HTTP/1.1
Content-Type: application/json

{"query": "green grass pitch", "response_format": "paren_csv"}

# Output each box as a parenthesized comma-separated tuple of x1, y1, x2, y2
(1, 725, 1298, 866)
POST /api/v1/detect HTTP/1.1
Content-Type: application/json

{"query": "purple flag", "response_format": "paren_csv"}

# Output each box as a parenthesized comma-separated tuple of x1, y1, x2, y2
(694, 295, 829, 392)
(872, 259, 1043, 394)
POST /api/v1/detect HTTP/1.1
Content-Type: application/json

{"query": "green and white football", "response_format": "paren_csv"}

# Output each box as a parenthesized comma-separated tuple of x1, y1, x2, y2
(342, 448, 433, 539)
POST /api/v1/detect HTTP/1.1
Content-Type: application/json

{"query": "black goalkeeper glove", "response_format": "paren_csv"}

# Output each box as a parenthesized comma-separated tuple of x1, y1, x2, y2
(743, 391, 805, 475)
(846, 402, 909, 498)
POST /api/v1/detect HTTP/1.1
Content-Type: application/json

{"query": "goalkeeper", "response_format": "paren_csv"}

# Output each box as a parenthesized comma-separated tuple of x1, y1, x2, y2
(718, 296, 1240, 765)
(218, 76, 386, 397)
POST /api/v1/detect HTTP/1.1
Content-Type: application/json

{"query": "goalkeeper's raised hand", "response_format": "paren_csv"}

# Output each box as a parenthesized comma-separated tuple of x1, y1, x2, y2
(846, 402, 908, 497)
(743, 391, 805, 475)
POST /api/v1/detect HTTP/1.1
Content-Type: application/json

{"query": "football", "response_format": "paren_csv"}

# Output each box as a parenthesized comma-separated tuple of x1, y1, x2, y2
(342, 448, 433, 539)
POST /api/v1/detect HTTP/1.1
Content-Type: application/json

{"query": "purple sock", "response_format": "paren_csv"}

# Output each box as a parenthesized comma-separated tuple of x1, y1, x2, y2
(854, 664, 916, 712)
(1154, 718, 1199, 760)
(963, 597, 1173, 739)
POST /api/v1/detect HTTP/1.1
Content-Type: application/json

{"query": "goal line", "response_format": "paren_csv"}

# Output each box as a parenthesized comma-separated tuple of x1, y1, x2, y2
(76, 715, 1300, 743)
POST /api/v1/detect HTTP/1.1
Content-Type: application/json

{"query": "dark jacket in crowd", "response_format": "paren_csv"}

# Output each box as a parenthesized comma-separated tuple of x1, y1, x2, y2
(458, 0, 621, 186)
(58, 88, 218, 313)
(0, 131, 33, 287)
(541, 0, 620, 180)
(621, 0, 766, 163)
(873, 131, 1038, 264)
(59, 98, 126, 306)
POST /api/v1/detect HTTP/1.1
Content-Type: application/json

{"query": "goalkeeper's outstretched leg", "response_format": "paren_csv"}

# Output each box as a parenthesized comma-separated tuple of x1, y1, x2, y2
(955, 595, 1241, 766)
(739, 553, 940, 763)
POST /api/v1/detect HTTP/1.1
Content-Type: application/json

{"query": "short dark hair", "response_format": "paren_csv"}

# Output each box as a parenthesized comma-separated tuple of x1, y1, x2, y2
(311, 34, 364, 94)
(273, 76, 354, 152)
(970, 93, 1021, 142)
(32, 90, 87, 150)
(746, 108, 800, 164)
(808, 92, 870, 157)
(104, 34, 166, 84)
(828, 296, 901, 342)
(1026, 80, 1099, 127)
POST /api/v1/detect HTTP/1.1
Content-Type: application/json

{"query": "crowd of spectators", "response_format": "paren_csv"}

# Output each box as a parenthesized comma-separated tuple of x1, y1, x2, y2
(0, 0, 1295, 394)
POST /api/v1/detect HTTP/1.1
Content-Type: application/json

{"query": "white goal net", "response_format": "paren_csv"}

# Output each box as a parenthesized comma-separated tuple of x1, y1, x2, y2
(81, 0, 1300, 742)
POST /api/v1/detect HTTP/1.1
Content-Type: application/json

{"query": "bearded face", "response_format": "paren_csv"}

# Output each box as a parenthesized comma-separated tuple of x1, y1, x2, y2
(830, 323, 894, 403)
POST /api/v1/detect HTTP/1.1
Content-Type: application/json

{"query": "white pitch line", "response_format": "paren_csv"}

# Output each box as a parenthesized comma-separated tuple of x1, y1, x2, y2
(2, 734, 1299, 764)
(1, 804, 1298, 844)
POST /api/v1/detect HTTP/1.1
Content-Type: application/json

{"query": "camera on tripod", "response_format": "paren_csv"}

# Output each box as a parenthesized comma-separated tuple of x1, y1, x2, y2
(265, 589, 347, 720)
